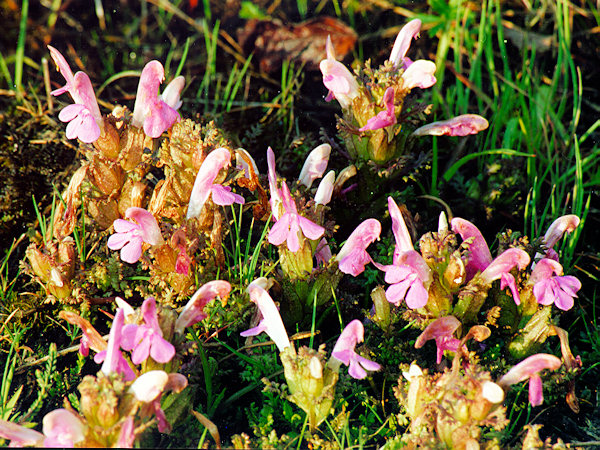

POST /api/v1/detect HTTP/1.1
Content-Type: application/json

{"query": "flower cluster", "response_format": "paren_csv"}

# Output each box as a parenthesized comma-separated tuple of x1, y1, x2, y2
(0, 281, 230, 447)
(320, 19, 489, 164)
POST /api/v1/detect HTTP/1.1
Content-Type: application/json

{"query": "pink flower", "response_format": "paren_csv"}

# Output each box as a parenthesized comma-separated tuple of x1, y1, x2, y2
(115, 416, 135, 448)
(498, 353, 562, 406)
(130, 371, 188, 433)
(331, 320, 381, 379)
(413, 114, 489, 137)
(175, 280, 232, 333)
(268, 183, 325, 253)
(336, 219, 381, 276)
(186, 148, 245, 220)
(389, 19, 422, 68)
(315, 237, 333, 266)
(121, 297, 176, 365)
(107, 207, 163, 264)
(529, 258, 581, 311)
(402, 60, 437, 89)
(48, 45, 103, 143)
(0, 408, 86, 448)
(479, 248, 530, 305)
(131, 60, 184, 138)
(298, 143, 331, 188)
(359, 87, 397, 131)
(451, 217, 493, 279)
(415, 316, 463, 364)
(540, 215, 580, 260)
(97, 308, 136, 381)
(319, 36, 360, 109)
(240, 281, 290, 352)
(379, 198, 431, 308)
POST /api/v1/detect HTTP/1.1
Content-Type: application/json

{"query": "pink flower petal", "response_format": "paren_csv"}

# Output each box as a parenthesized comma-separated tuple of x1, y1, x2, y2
(414, 114, 489, 137)
(389, 19, 422, 68)
(120, 236, 144, 264)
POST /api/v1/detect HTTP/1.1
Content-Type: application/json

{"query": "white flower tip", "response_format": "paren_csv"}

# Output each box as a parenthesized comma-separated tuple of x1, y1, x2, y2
(481, 381, 505, 403)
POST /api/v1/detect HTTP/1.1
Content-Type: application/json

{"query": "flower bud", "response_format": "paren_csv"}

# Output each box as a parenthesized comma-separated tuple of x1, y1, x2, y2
(443, 253, 466, 291)
(370, 286, 391, 332)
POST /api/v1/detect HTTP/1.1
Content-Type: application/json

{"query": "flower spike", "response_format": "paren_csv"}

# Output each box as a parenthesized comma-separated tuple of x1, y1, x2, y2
(331, 320, 381, 379)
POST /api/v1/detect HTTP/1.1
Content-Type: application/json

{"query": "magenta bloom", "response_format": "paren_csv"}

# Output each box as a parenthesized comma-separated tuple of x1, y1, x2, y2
(131, 60, 184, 137)
(336, 219, 381, 276)
(186, 148, 245, 220)
(319, 36, 360, 109)
(175, 280, 232, 333)
(498, 353, 562, 406)
(240, 281, 290, 352)
(415, 316, 463, 364)
(413, 114, 489, 137)
(360, 87, 397, 131)
(451, 217, 493, 279)
(480, 248, 530, 305)
(107, 207, 163, 264)
(331, 320, 381, 379)
(530, 258, 581, 311)
(268, 183, 325, 253)
(389, 19, 422, 68)
(48, 45, 103, 143)
(97, 308, 136, 381)
(121, 297, 176, 365)
(298, 143, 331, 188)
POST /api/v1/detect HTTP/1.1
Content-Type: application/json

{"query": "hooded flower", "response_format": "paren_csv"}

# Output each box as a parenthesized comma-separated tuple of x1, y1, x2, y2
(498, 353, 562, 406)
(97, 308, 136, 381)
(336, 219, 381, 276)
(479, 248, 530, 305)
(331, 320, 381, 379)
(529, 258, 581, 311)
(380, 198, 431, 309)
(268, 183, 325, 253)
(413, 114, 489, 137)
(129, 370, 188, 433)
(540, 215, 580, 260)
(319, 36, 360, 109)
(298, 143, 331, 188)
(240, 281, 290, 352)
(48, 45, 103, 143)
(451, 217, 493, 279)
(186, 147, 245, 220)
(131, 60, 184, 138)
(359, 87, 397, 131)
(107, 207, 163, 264)
(415, 316, 463, 364)
(121, 297, 176, 365)
(175, 280, 232, 333)
(314, 171, 335, 206)
(388, 19, 422, 69)
(0, 409, 86, 448)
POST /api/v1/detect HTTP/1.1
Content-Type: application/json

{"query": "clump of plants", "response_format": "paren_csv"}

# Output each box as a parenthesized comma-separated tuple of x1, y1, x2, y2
(0, 15, 588, 449)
